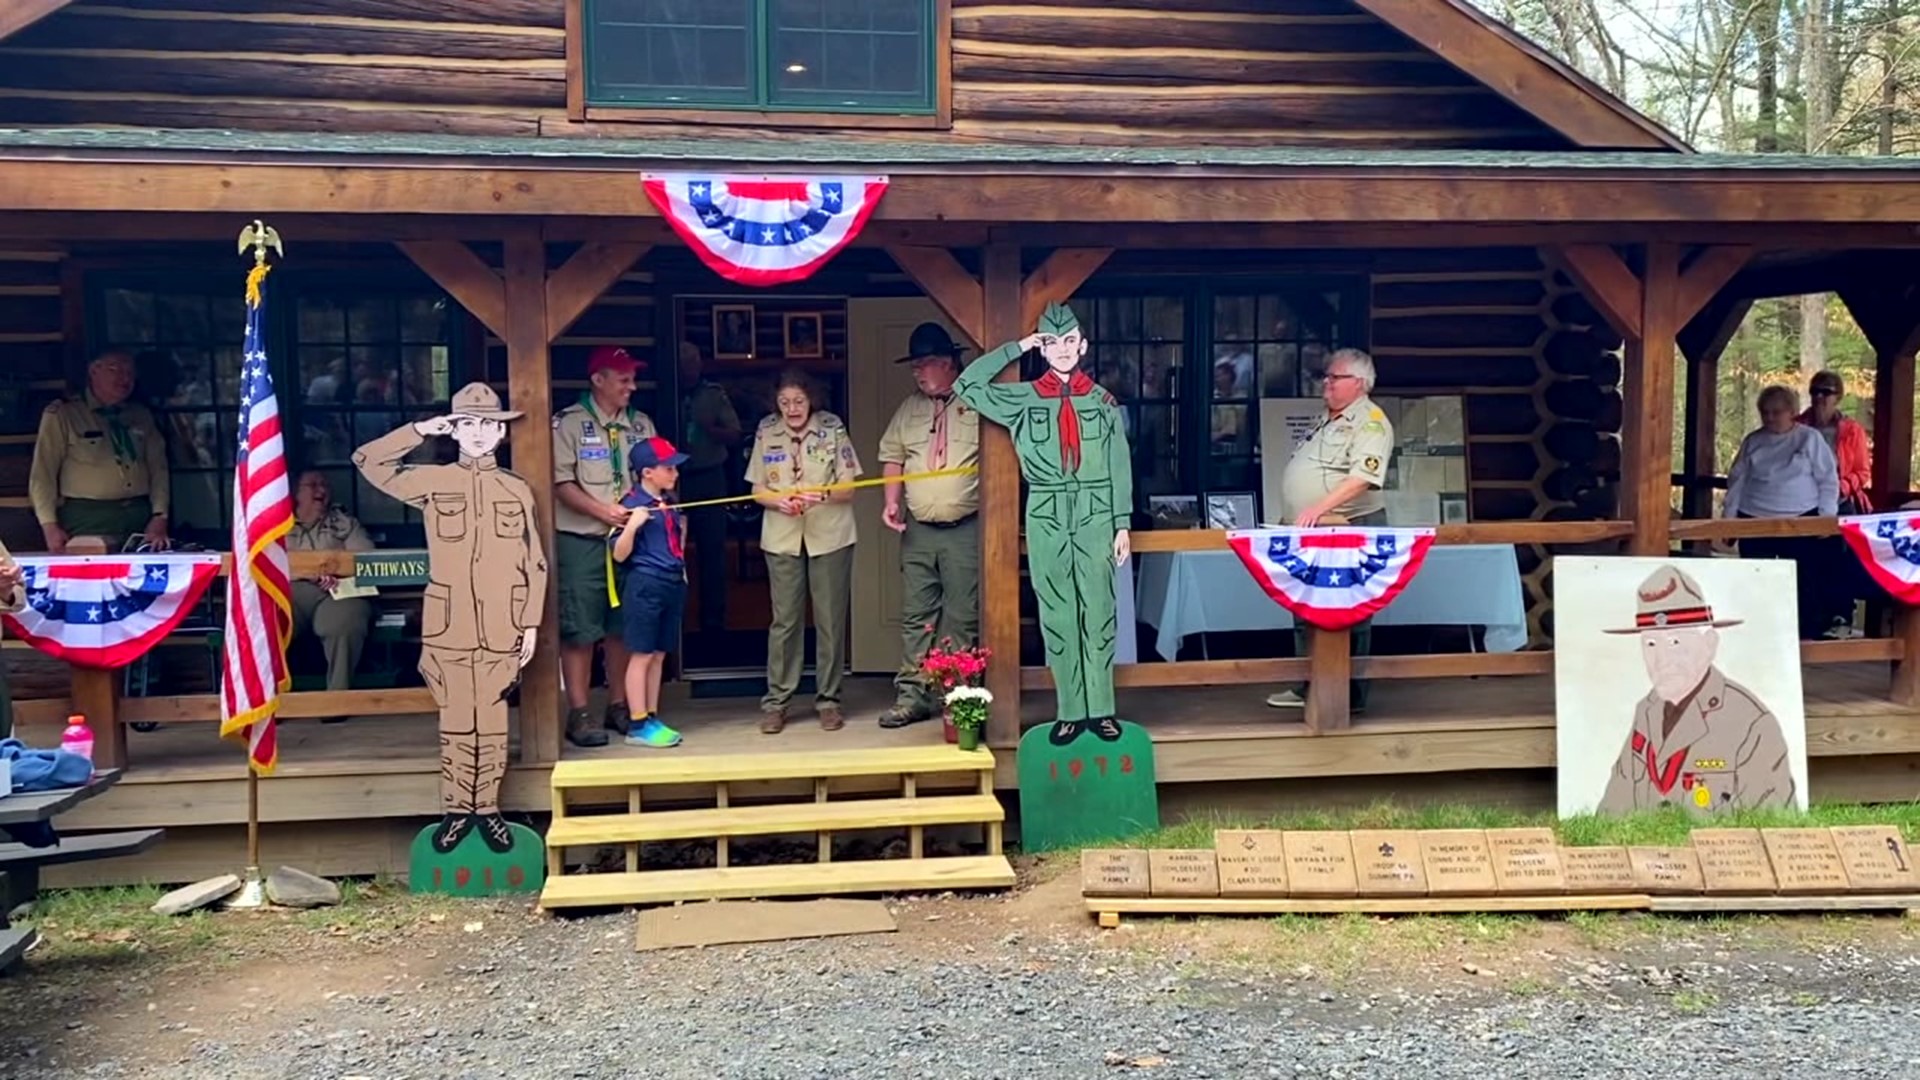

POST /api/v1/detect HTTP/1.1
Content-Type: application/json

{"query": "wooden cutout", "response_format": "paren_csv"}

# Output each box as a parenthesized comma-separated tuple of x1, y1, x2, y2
(886, 246, 985, 348)
(546, 242, 651, 343)
(1690, 828, 1778, 895)
(1760, 828, 1852, 894)
(1148, 849, 1220, 897)
(1560, 846, 1637, 894)
(1486, 827, 1567, 894)
(1020, 248, 1113, 332)
(0, 0, 77, 42)
(1672, 246, 1753, 326)
(1420, 829, 1498, 896)
(1281, 831, 1358, 897)
(1829, 826, 1920, 893)
(1544, 244, 1643, 340)
(1081, 849, 1151, 897)
(1215, 830, 1290, 896)
(395, 240, 508, 340)
(1014, 721, 1158, 852)
(1349, 830, 1428, 897)
(1628, 846, 1705, 894)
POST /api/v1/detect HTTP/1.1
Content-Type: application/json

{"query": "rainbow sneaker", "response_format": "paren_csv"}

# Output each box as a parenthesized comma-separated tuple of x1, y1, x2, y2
(626, 717, 682, 749)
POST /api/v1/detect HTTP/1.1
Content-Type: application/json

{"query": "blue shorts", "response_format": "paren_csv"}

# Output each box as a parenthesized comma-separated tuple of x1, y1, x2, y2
(621, 570, 686, 655)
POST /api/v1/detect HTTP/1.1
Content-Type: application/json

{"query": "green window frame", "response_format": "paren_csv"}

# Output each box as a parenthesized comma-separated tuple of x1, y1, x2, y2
(582, 0, 939, 114)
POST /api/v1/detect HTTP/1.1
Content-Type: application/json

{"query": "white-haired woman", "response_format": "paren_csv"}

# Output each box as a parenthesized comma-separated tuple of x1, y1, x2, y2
(1724, 384, 1838, 639)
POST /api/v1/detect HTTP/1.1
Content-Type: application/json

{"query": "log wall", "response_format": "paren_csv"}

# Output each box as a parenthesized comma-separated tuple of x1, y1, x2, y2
(0, 0, 1571, 149)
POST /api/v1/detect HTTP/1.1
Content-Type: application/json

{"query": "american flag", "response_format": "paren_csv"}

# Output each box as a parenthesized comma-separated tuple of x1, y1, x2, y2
(218, 277, 293, 775)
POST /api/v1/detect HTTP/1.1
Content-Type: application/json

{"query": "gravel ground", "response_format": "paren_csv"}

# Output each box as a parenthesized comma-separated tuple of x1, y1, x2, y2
(7, 885, 1920, 1080)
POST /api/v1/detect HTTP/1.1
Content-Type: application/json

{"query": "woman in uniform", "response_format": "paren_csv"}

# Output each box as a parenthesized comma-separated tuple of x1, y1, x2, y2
(746, 369, 862, 733)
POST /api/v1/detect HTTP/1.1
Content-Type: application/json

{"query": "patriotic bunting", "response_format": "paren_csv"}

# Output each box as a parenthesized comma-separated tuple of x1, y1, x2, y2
(641, 174, 887, 287)
(1225, 527, 1437, 631)
(1839, 512, 1920, 605)
(2, 554, 222, 669)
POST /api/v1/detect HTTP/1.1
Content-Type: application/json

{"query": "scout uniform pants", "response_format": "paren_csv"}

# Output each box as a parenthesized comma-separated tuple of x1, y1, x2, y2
(291, 580, 372, 692)
(763, 545, 853, 711)
(420, 646, 518, 815)
(893, 515, 980, 712)
(679, 466, 731, 633)
(1286, 509, 1386, 709)
(1026, 486, 1118, 723)
(556, 532, 621, 646)
(58, 496, 152, 552)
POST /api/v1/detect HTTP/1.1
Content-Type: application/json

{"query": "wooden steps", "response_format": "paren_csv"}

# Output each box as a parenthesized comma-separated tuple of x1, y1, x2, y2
(540, 746, 1014, 910)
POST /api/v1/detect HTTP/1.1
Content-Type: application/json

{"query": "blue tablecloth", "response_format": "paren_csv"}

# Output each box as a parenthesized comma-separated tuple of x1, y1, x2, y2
(1135, 545, 1529, 661)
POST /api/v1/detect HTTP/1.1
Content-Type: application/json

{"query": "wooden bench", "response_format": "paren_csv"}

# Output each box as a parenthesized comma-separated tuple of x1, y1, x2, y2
(0, 829, 166, 915)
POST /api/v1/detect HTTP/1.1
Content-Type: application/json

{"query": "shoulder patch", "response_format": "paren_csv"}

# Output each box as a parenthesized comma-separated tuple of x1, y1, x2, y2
(1362, 420, 1386, 435)
(1368, 407, 1385, 421)
(816, 412, 845, 431)
(551, 414, 563, 430)
(756, 414, 781, 434)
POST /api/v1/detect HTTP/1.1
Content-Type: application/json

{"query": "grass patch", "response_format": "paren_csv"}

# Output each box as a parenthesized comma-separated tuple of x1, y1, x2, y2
(1671, 988, 1719, 1013)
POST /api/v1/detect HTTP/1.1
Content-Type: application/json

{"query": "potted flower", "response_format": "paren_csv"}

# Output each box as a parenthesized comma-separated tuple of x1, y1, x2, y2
(919, 638, 992, 744)
(944, 685, 992, 751)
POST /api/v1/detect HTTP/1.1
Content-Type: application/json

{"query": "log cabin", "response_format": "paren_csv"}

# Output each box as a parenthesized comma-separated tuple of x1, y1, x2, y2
(0, 0, 1916, 887)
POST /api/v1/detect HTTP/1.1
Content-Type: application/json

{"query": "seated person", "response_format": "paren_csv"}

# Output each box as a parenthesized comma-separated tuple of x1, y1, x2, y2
(287, 470, 375, 718)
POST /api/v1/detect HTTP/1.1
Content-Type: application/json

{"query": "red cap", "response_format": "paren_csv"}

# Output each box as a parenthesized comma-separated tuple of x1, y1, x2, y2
(586, 345, 644, 376)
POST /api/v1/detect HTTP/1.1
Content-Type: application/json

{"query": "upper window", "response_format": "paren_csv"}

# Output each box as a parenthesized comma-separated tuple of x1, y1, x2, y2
(583, 0, 938, 114)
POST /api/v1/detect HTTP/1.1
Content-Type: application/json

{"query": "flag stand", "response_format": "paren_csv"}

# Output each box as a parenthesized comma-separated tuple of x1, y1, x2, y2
(226, 771, 268, 909)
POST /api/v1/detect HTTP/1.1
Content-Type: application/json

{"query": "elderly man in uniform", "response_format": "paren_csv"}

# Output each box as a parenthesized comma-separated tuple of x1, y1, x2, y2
(677, 340, 742, 636)
(1600, 564, 1795, 814)
(31, 350, 172, 553)
(287, 470, 377, 718)
(878, 323, 981, 728)
(551, 345, 657, 747)
(354, 383, 547, 855)
(1268, 347, 1395, 713)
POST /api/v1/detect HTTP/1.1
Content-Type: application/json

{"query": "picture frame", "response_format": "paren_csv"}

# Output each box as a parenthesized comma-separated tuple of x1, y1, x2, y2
(1147, 494, 1199, 530)
(783, 312, 824, 360)
(1440, 495, 1470, 524)
(1204, 490, 1258, 531)
(712, 304, 757, 360)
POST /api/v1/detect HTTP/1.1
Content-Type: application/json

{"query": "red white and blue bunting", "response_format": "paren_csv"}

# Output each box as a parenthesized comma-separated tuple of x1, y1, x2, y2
(641, 174, 888, 287)
(2, 554, 222, 669)
(1840, 512, 1920, 605)
(1224, 527, 1437, 631)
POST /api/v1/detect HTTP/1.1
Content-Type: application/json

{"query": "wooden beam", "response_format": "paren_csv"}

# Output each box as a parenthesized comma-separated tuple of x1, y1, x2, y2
(1543, 244, 1642, 340)
(545, 242, 649, 343)
(1302, 628, 1350, 733)
(0, 0, 76, 43)
(1623, 244, 1682, 557)
(1895, 608, 1920, 708)
(1842, 281, 1920, 501)
(1673, 245, 1754, 326)
(394, 240, 507, 340)
(1020, 248, 1112, 331)
(884, 246, 985, 348)
(979, 242, 1023, 749)
(70, 667, 122, 771)
(502, 236, 562, 766)
(1677, 295, 1752, 520)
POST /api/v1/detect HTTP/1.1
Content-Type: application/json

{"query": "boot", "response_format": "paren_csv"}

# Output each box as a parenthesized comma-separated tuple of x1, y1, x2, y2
(565, 707, 608, 748)
(604, 701, 632, 736)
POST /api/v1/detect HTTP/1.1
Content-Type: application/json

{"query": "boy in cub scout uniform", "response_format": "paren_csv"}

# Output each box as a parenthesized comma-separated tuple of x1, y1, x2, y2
(551, 345, 657, 747)
(1599, 564, 1796, 814)
(30, 351, 172, 553)
(878, 322, 981, 728)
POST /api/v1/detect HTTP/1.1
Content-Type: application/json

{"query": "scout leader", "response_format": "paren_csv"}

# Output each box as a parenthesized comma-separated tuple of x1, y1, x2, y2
(1598, 564, 1797, 815)
(552, 345, 657, 748)
(354, 384, 549, 856)
(31, 351, 172, 553)
(953, 302, 1131, 747)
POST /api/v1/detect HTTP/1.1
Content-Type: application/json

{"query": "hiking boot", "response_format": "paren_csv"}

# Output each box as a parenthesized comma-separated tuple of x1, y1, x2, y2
(604, 702, 633, 736)
(879, 702, 934, 729)
(759, 707, 788, 735)
(474, 813, 516, 854)
(565, 707, 608, 748)
(430, 813, 471, 854)
(818, 703, 845, 732)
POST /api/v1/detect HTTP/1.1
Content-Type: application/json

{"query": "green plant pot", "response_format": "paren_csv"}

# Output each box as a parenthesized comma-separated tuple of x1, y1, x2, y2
(956, 725, 982, 751)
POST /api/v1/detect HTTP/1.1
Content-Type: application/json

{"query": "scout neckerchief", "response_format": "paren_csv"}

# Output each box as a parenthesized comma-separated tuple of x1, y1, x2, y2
(579, 391, 640, 481)
(1032, 370, 1095, 472)
(88, 392, 139, 467)
(928, 392, 953, 469)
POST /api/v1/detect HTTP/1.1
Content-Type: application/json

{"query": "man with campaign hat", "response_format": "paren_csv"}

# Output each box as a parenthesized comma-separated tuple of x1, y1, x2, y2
(551, 345, 658, 747)
(878, 322, 981, 728)
(1598, 563, 1796, 814)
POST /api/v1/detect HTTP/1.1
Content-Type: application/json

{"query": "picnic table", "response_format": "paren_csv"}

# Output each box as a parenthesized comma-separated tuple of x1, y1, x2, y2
(0, 771, 165, 972)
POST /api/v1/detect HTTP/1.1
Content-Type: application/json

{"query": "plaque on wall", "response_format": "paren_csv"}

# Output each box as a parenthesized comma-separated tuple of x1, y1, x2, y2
(1420, 830, 1498, 896)
(1281, 832, 1358, 898)
(1486, 828, 1567, 894)
(1148, 849, 1221, 897)
(1349, 830, 1428, 897)
(1759, 828, 1851, 894)
(1690, 828, 1778, 895)
(1215, 830, 1290, 896)
(1082, 850, 1151, 897)
(1829, 826, 1920, 893)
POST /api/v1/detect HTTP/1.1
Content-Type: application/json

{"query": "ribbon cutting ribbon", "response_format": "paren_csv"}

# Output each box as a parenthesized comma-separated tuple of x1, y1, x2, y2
(604, 466, 980, 607)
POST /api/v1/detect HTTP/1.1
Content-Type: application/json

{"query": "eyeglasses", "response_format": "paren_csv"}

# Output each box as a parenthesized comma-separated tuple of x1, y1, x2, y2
(1323, 373, 1361, 384)
(1811, 387, 1840, 398)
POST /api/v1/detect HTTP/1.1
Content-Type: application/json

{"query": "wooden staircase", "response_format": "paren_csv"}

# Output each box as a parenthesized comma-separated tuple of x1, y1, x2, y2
(539, 745, 1015, 909)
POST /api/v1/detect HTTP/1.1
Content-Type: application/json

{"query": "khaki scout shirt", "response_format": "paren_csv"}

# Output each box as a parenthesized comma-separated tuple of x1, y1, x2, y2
(551, 397, 656, 537)
(877, 391, 979, 523)
(29, 391, 171, 524)
(0, 540, 22, 618)
(682, 380, 739, 473)
(1280, 394, 1394, 520)
(1599, 666, 1796, 814)
(745, 411, 861, 557)
(288, 507, 375, 555)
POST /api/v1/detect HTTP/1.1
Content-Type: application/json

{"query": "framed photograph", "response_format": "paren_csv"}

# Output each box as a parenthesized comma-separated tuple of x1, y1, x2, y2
(783, 312, 824, 359)
(1147, 494, 1199, 530)
(712, 304, 756, 360)
(1440, 495, 1469, 524)
(1204, 490, 1258, 531)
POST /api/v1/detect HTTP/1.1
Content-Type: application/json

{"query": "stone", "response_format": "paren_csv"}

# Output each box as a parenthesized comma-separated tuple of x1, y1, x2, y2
(1760, 828, 1852, 894)
(1214, 830, 1289, 896)
(1348, 830, 1428, 897)
(151, 874, 242, 916)
(1147, 849, 1219, 897)
(266, 866, 343, 908)
(1420, 830, 1498, 896)
(1280, 832, 1357, 897)
(1690, 828, 1778, 895)
(1559, 847, 1637, 894)
(1486, 828, 1566, 894)
(1627, 846, 1705, 894)
(1829, 825, 1920, 893)
(1081, 850, 1151, 897)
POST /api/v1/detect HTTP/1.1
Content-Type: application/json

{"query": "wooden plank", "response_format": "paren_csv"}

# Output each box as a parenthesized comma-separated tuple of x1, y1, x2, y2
(1668, 516, 1839, 541)
(0, 55, 566, 107)
(548, 795, 1005, 846)
(1648, 893, 1920, 914)
(544, 241, 648, 342)
(118, 688, 436, 724)
(1084, 894, 1652, 917)
(550, 746, 994, 788)
(1019, 652, 1555, 690)
(0, 771, 117, 826)
(0, 95, 544, 138)
(0, 0, 75, 43)
(952, 9, 1410, 52)
(949, 44, 1463, 88)
(395, 240, 506, 338)
(1624, 244, 1680, 557)
(979, 242, 1024, 749)
(503, 235, 560, 765)
(538, 854, 1017, 908)
(951, 87, 1537, 132)
(1801, 638, 1903, 664)
(1304, 629, 1349, 733)
(1895, 607, 1920, 708)
(1126, 519, 1634, 551)
(1673, 245, 1753, 326)
(883, 246, 984, 348)
(5, 13, 564, 59)
(0, 828, 163, 867)
(71, 0, 565, 25)
(563, 0, 584, 122)
(1020, 247, 1110, 331)
(1542, 244, 1642, 340)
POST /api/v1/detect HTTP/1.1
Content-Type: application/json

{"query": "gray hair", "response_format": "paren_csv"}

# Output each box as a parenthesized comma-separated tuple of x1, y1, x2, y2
(1326, 347, 1376, 392)
(1757, 384, 1799, 413)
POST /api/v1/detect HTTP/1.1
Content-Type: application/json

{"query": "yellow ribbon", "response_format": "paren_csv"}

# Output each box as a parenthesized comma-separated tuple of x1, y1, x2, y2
(604, 466, 980, 608)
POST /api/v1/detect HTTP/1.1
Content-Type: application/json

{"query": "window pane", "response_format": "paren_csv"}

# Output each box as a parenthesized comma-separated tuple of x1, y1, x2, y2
(349, 347, 400, 405)
(1210, 404, 1250, 455)
(300, 410, 354, 467)
(1213, 295, 1256, 342)
(587, 0, 754, 105)
(346, 297, 398, 343)
(1258, 343, 1298, 398)
(1211, 347, 1253, 398)
(298, 297, 345, 345)
(102, 289, 155, 344)
(301, 348, 349, 405)
(400, 296, 446, 342)
(155, 293, 209, 344)
(161, 411, 220, 468)
(1144, 296, 1183, 342)
(1134, 404, 1179, 495)
(769, 0, 929, 106)
(1143, 343, 1180, 401)
(402, 345, 451, 406)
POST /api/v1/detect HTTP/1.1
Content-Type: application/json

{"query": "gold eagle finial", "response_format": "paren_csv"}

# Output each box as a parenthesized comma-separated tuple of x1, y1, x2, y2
(236, 220, 283, 265)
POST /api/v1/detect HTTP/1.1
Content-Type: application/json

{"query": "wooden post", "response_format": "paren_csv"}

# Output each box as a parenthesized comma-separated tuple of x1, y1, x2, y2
(1623, 244, 1680, 557)
(1677, 297, 1753, 522)
(1302, 627, 1351, 733)
(502, 236, 562, 765)
(1894, 606, 1920, 708)
(70, 666, 123, 769)
(1841, 282, 1920, 504)
(980, 243, 1023, 748)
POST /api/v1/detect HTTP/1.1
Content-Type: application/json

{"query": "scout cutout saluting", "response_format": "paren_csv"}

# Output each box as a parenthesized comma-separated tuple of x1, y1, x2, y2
(1599, 564, 1796, 814)
(354, 384, 549, 855)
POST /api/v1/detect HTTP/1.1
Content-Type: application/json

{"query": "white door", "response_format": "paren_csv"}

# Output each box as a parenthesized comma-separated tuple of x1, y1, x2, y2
(847, 298, 956, 674)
